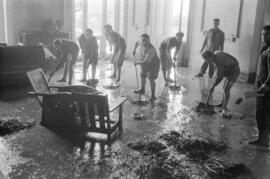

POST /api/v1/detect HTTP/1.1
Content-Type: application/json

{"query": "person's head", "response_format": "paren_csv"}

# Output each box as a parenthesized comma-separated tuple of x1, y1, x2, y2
(104, 24, 113, 34)
(213, 18, 220, 28)
(53, 39, 62, 50)
(262, 25, 270, 44)
(202, 51, 215, 62)
(140, 33, 150, 46)
(176, 32, 184, 42)
(84, 28, 93, 39)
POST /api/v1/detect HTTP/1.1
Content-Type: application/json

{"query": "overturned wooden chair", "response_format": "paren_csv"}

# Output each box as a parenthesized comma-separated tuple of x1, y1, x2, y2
(27, 68, 127, 141)
(73, 93, 127, 141)
(27, 68, 99, 132)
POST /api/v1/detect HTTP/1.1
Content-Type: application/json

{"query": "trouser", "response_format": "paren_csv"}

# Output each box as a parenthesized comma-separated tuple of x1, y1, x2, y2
(200, 61, 214, 77)
(256, 96, 270, 132)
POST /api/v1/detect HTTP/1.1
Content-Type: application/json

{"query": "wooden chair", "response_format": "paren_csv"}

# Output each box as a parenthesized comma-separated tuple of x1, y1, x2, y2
(26, 68, 99, 132)
(72, 93, 127, 141)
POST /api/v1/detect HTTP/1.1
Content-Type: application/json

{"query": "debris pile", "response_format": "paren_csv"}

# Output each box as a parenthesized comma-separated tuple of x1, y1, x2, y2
(127, 140, 166, 155)
(0, 119, 36, 136)
(127, 131, 250, 179)
(194, 102, 215, 115)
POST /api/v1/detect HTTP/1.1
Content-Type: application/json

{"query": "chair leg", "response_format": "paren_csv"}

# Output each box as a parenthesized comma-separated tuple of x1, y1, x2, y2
(119, 104, 123, 132)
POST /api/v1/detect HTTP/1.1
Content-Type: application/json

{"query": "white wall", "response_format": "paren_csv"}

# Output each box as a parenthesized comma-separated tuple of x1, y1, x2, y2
(188, 0, 266, 82)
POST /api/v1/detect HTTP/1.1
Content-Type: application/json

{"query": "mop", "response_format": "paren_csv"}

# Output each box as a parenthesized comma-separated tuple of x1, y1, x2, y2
(169, 60, 182, 91)
(86, 69, 99, 88)
(102, 57, 120, 89)
(132, 55, 147, 120)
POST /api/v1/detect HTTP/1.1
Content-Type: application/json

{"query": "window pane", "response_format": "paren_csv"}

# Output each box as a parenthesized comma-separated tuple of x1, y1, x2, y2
(107, 0, 115, 26)
(87, 0, 103, 36)
(75, 0, 83, 40)
(170, 0, 181, 36)
(169, 0, 190, 41)
(181, 0, 190, 40)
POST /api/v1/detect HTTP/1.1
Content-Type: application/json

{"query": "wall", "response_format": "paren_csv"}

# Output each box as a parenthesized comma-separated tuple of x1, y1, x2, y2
(7, 0, 64, 44)
(0, 0, 5, 42)
(188, 0, 265, 82)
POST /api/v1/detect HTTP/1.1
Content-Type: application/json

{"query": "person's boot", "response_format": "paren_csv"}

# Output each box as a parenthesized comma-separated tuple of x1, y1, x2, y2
(249, 130, 263, 145)
(195, 73, 204, 77)
(134, 88, 145, 94)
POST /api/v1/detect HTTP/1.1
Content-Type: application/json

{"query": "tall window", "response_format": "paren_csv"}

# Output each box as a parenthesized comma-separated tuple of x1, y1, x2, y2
(170, 0, 190, 41)
(0, 0, 8, 43)
(75, 0, 125, 54)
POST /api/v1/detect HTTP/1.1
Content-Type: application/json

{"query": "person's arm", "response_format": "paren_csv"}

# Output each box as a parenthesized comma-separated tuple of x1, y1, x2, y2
(54, 52, 67, 72)
(206, 64, 224, 105)
(135, 48, 155, 65)
(211, 64, 224, 87)
(78, 35, 84, 50)
(105, 33, 113, 52)
(257, 53, 270, 93)
(133, 41, 139, 56)
(50, 52, 67, 77)
(173, 42, 182, 61)
(220, 32, 225, 51)
(199, 33, 207, 53)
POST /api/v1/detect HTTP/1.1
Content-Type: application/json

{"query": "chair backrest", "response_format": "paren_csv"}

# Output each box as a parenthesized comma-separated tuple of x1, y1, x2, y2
(73, 93, 111, 133)
(27, 68, 50, 104)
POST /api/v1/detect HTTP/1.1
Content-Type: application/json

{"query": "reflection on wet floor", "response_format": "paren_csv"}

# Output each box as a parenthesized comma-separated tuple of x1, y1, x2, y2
(0, 60, 269, 178)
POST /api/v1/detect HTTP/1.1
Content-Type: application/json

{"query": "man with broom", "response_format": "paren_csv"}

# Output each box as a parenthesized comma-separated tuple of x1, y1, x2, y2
(159, 32, 184, 85)
(204, 51, 240, 118)
(133, 34, 160, 101)
(79, 28, 99, 82)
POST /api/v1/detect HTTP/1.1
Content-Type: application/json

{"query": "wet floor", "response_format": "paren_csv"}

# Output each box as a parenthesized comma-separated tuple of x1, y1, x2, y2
(0, 60, 269, 179)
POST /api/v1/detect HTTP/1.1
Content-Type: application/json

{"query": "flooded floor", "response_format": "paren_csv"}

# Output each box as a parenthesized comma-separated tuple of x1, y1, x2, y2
(0, 60, 269, 179)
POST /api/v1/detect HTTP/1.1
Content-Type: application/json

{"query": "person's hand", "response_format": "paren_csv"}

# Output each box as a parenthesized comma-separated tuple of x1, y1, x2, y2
(257, 84, 270, 94)
(209, 87, 214, 94)
(50, 70, 55, 77)
(134, 61, 141, 66)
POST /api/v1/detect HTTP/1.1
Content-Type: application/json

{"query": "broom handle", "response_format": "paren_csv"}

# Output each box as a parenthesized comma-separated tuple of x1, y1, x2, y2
(174, 60, 177, 87)
(134, 55, 140, 91)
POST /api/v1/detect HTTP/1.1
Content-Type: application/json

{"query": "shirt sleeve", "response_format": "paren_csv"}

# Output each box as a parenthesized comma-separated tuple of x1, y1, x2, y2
(264, 52, 270, 86)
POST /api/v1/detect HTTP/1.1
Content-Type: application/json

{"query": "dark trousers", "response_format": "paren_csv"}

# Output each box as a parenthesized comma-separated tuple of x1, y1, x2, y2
(200, 61, 214, 77)
(256, 96, 270, 132)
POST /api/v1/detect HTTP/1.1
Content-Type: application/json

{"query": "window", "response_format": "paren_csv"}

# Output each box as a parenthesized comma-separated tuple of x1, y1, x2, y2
(169, 0, 190, 41)
(0, 0, 8, 43)
(75, 0, 125, 55)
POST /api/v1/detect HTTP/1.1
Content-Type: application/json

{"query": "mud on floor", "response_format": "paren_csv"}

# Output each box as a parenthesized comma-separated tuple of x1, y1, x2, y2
(0, 119, 36, 136)
(122, 131, 251, 179)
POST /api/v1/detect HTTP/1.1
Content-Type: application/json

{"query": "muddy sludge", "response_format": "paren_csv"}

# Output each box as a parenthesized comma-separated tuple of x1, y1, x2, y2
(0, 118, 36, 136)
(126, 131, 251, 179)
